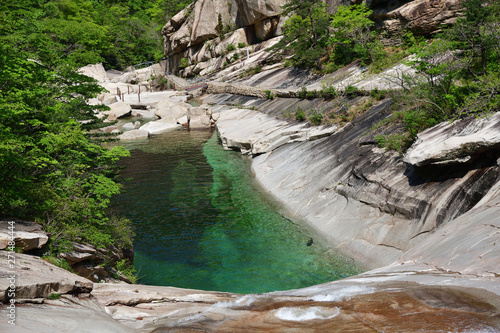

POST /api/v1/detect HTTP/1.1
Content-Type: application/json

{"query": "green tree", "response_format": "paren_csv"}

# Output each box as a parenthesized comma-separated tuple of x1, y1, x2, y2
(0, 0, 133, 251)
(329, 4, 375, 65)
(271, 0, 330, 69)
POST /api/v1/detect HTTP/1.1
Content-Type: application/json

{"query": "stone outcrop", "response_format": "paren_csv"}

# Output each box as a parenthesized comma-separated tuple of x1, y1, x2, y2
(216, 108, 338, 155)
(162, 0, 464, 75)
(0, 252, 92, 302)
(0, 219, 48, 251)
(404, 112, 500, 166)
(385, 0, 462, 36)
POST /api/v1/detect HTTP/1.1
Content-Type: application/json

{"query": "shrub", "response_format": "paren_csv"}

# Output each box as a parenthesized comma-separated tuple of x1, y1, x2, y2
(295, 107, 306, 121)
(232, 53, 239, 62)
(226, 43, 236, 52)
(298, 86, 308, 99)
(321, 85, 337, 99)
(306, 90, 317, 99)
(264, 90, 275, 99)
(345, 85, 360, 98)
(238, 42, 246, 48)
(375, 133, 413, 153)
(47, 293, 61, 300)
(179, 58, 189, 69)
(370, 88, 387, 100)
(116, 259, 138, 283)
(308, 110, 323, 125)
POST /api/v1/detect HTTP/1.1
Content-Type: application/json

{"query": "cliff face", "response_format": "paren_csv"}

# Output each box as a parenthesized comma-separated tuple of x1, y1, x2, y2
(161, 0, 462, 74)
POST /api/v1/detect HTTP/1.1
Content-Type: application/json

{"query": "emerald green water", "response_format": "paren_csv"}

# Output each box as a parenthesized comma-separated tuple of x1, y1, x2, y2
(112, 129, 361, 294)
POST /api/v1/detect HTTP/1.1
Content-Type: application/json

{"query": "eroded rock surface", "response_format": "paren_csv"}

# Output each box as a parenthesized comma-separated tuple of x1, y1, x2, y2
(404, 111, 500, 166)
(0, 220, 48, 251)
(0, 252, 92, 302)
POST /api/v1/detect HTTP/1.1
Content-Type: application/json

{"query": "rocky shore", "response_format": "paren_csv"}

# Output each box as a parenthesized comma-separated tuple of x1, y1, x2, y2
(1, 56, 500, 331)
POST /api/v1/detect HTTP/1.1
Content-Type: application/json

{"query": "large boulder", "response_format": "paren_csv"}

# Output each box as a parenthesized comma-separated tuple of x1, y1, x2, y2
(386, 0, 462, 35)
(118, 129, 149, 140)
(404, 111, 500, 166)
(78, 63, 108, 82)
(139, 119, 181, 134)
(0, 252, 93, 302)
(104, 101, 132, 121)
(154, 100, 190, 123)
(233, 0, 284, 26)
(0, 220, 48, 251)
(188, 105, 213, 128)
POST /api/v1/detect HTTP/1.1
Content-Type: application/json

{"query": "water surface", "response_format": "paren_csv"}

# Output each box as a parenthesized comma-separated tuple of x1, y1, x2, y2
(112, 129, 361, 294)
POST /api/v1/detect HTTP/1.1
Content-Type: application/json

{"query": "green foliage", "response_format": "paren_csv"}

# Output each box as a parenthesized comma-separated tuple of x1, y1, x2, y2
(226, 43, 236, 52)
(0, 1, 133, 254)
(179, 58, 189, 69)
(298, 86, 308, 99)
(116, 259, 138, 283)
(370, 88, 387, 100)
(238, 42, 246, 48)
(345, 85, 360, 98)
(47, 293, 61, 300)
(306, 90, 318, 99)
(217, 13, 224, 39)
(43, 255, 74, 272)
(375, 133, 413, 153)
(232, 53, 239, 61)
(308, 110, 324, 125)
(320, 85, 337, 99)
(295, 108, 306, 121)
(329, 4, 375, 65)
(270, 0, 330, 69)
(264, 90, 275, 99)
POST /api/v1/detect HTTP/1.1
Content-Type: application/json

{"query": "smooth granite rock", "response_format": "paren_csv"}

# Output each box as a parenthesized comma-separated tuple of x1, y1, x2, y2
(0, 252, 93, 302)
(404, 111, 500, 166)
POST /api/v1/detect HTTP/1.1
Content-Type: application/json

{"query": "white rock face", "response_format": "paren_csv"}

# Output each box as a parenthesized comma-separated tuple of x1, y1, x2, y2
(104, 101, 132, 121)
(78, 63, 108, 82)
(216, 108, 337, 155)
(118, 129, 149, 140)
(188, 105, 213, 128)
(0, 252, 93, 302)
(139, 120, 181, 135)
(404, 112, 500, 166)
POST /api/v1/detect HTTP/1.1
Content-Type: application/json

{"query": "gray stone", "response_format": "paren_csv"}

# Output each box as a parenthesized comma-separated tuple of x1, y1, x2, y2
(118, 129, 149, 140)
(0, 220, 48, 251)
(0, 252, 93, 302)
(104, 101, 132, 121)
(404, 112, 500, 166)
(139, 119, 181, 134)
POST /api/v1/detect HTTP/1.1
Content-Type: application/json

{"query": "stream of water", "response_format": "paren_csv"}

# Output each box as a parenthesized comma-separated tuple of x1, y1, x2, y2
(112, 129, 361, 294)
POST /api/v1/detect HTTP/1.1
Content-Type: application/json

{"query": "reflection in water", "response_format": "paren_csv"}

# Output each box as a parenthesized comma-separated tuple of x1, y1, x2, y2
(111, 129, 361, 294)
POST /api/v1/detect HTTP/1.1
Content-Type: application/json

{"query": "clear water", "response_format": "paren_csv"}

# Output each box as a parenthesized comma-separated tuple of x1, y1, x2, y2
(112, 129, 361, 294)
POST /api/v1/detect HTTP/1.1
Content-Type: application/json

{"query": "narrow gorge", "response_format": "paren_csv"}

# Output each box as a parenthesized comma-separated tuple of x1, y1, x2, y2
(1, 0, 500, 332)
